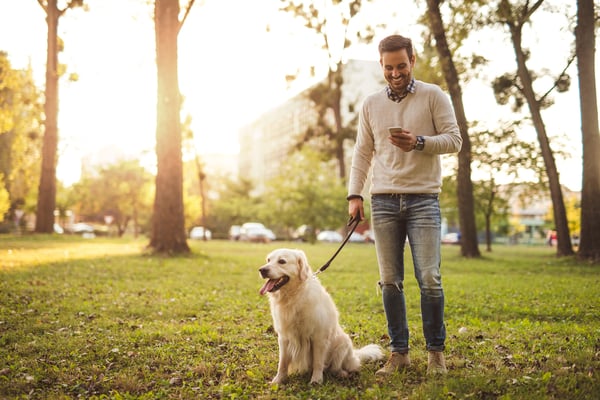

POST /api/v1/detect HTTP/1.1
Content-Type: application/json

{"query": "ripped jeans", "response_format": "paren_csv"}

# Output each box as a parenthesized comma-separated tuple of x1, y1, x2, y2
(371, 194, 446, 353)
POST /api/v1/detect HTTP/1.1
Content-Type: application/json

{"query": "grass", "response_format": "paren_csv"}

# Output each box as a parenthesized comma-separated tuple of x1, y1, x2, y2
(0, 235, 599, 399)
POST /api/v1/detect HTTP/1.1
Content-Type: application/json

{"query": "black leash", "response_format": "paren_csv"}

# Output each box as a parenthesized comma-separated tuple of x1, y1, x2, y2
(315, 212, 361, 275)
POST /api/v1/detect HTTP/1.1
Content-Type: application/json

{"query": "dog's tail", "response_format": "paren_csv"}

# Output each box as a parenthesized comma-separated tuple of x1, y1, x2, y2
(354, 344, 385, 363)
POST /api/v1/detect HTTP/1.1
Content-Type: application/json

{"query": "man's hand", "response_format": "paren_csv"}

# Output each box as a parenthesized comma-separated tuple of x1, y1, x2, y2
(348, 198, 365, 221)
(388, 130, 417, 152)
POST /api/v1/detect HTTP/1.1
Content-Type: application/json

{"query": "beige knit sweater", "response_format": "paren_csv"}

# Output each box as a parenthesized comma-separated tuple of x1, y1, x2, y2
(348, 80, 463, 196)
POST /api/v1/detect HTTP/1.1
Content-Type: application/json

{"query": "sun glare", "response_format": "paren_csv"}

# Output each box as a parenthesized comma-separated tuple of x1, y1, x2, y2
(0, 0, 590, 190)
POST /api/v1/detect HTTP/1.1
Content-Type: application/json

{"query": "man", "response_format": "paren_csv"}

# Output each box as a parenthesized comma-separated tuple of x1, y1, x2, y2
(347, 34, 462, 376)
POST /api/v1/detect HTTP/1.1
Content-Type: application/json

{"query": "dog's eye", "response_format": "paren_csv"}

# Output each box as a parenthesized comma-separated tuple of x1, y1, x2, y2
(277, 259, 286, 265)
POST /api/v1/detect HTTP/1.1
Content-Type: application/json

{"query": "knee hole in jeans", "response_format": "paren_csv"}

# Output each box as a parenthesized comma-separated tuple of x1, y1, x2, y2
(379, 281, 404, 292)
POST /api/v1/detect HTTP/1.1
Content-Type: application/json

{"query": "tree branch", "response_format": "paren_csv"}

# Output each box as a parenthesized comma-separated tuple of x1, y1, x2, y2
(179, 0, 197, 34)
(37, 0, 47, 13)
(524, 0, 545, 21)
(538, 52, 576, 104)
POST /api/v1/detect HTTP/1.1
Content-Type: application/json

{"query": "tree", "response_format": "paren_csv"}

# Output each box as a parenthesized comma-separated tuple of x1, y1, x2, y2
(148, 0, 195, 253)
(210, 177, 261, 234)
(575, 0, 600, 262)
(0, 175, 9, 221)
(470, 121, 545, 251)
(279, 0, 376, 180)
(70, 160, 153, 237)
(181, 114, 209, 240)
(34, 0, 85, 233)
(425, 0, 481, 257)
(0, 53, 43, 226)
(261, 149, 348, 237)
(495, 0, 574, 256)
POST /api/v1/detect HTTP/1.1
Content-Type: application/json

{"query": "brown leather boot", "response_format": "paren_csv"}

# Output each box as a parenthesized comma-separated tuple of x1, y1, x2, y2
(375, 352, 411, 376)
(427, 351, 448, 375)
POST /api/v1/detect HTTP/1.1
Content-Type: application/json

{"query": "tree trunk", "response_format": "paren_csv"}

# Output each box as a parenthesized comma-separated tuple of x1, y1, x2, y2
(575, 0, 600, 262)
(330, 67, 346, 181)
(484, 183, 495, 252)
(507, 24, 574, 257)
(148, 0, 189, 254)
(426, 0, 481, 258)
(35, 0, 60, 234)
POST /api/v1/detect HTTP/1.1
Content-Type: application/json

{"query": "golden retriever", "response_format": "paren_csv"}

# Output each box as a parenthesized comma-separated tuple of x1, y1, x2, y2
(259, 248, 384, 384)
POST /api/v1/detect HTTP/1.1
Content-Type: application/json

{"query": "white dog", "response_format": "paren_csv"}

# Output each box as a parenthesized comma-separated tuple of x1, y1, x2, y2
(259, 248, 384, 384)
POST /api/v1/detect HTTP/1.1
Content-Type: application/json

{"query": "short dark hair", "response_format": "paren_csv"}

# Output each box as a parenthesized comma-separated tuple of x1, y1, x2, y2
(378, 35, 414, 60)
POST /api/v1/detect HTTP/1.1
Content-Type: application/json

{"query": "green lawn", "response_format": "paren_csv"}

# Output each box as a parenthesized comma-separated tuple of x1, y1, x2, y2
(1, 235, 598, 399)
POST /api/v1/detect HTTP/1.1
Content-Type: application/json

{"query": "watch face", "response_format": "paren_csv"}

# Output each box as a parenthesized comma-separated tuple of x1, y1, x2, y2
(416, 136, 425, 150)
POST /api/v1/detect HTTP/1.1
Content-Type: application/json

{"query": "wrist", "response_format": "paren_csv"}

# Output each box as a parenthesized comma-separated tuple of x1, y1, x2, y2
(346, 194, 363, 201)
(414, 135, 425, 151)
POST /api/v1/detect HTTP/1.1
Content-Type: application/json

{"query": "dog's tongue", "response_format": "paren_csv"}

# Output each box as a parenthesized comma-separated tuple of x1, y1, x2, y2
(260, 279, 277, 295)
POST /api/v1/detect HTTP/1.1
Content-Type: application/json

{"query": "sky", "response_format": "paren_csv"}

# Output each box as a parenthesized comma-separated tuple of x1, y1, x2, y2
(0, 0, 589, 191)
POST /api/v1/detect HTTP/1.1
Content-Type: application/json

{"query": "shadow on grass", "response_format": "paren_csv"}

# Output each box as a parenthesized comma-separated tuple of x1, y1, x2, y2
(1, 236, 598, 399)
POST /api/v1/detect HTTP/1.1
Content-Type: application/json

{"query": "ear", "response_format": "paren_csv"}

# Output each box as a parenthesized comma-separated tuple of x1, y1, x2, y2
(295, 249, 312, 281)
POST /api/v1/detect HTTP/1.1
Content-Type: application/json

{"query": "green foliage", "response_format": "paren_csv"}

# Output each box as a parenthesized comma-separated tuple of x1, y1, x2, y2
(418, 0, 492, 88)
(0, 174, 9, 219)
(260, 149, 348, 234)
(470, 120, 542, 180)
(0, 236, 599, 398)
(0, 52, 43, 220)
(208, 177, 263, 233)
(69, 160, 154, 235)
(204, 150, 348, 239)
(279, 0, 375, 179)
(491, 0, 574, 112)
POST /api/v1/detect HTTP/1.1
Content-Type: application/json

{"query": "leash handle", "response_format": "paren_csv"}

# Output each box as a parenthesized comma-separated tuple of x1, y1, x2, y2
(315, 211, 361, 275)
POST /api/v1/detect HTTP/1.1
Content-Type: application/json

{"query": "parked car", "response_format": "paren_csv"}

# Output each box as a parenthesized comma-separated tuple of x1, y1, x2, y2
(69, 222, 95, 234)
(190, 226, 212, 240)
(442, 232, 460, 244)
(66, 222, 95, 238)
(229, 225, 241, 241)
(292, 225, 315, 242)
(349, 232, 366, 243)
(317, 230, 343, 243)
(363, 230, 375, 243)
(239, 222, 276, 243)
(53, 223, 64, 234)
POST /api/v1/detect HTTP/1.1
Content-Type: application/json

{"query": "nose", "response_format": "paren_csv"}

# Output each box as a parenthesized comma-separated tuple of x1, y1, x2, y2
(259, 266, 269, 278)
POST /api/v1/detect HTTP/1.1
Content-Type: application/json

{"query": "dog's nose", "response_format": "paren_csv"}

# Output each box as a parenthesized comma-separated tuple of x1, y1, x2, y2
(259, 266, 269, 278)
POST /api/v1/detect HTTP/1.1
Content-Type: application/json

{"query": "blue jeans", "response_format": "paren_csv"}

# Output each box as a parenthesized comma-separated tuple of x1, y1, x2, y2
(371, 194, 446, 353)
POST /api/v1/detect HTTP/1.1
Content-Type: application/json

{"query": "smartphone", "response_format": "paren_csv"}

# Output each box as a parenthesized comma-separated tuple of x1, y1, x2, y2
(388, 127, 404, 137)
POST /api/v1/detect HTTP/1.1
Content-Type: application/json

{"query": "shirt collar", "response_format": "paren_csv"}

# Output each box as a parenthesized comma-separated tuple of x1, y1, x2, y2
(385, 78, 416, 103)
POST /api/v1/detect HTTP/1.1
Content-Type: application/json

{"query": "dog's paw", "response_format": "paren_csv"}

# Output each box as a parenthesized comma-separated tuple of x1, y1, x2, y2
(270, 375, 286, 385)
(309, 374, 323, 385)
(337, 370, 349, 378)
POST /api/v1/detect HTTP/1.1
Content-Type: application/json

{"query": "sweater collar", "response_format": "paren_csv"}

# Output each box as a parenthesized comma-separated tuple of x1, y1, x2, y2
(385, 78, 416, 103)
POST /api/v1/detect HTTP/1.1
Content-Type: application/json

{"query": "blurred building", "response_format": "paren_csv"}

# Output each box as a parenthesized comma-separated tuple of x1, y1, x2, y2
(238, 59, 384, 194)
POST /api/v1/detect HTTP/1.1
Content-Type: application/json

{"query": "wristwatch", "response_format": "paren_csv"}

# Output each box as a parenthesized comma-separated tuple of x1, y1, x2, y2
(414, 135, 425, 151)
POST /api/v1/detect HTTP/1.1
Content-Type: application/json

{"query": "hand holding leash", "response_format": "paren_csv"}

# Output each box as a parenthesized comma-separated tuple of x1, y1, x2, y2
(315, 211, 361, 275)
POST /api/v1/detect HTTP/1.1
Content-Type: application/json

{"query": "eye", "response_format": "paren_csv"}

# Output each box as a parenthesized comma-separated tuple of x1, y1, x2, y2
(277, 259, 286, 265)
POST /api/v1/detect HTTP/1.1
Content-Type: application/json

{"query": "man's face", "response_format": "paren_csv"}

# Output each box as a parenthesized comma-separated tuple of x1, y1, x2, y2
(380, 49, 415, 95)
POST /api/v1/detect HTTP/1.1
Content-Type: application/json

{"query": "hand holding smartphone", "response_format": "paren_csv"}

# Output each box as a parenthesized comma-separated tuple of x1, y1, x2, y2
(388, 127, 405, 137)
(387, 126, 414, 152)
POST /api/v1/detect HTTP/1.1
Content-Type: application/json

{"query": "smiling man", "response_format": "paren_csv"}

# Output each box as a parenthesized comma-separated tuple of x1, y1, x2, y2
(346, 34, 463, 378)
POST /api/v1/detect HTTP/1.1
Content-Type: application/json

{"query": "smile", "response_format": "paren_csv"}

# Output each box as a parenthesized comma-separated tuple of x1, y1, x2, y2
(259, 275, 290, 295)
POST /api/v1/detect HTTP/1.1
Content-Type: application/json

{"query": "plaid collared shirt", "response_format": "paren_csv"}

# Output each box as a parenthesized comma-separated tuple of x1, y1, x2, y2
(385, 78, 416, 103)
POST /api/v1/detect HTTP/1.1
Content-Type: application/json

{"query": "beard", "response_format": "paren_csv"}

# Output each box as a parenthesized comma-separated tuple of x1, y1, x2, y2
(386, 73, 411, 95)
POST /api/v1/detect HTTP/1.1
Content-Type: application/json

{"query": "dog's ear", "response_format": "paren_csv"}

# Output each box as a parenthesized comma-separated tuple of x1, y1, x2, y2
(295, 249, 312, 281)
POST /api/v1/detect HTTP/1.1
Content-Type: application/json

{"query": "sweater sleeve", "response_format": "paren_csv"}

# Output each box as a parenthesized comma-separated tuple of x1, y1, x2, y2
(423, 85, 462, 154)
(347, 100, 374, 197)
